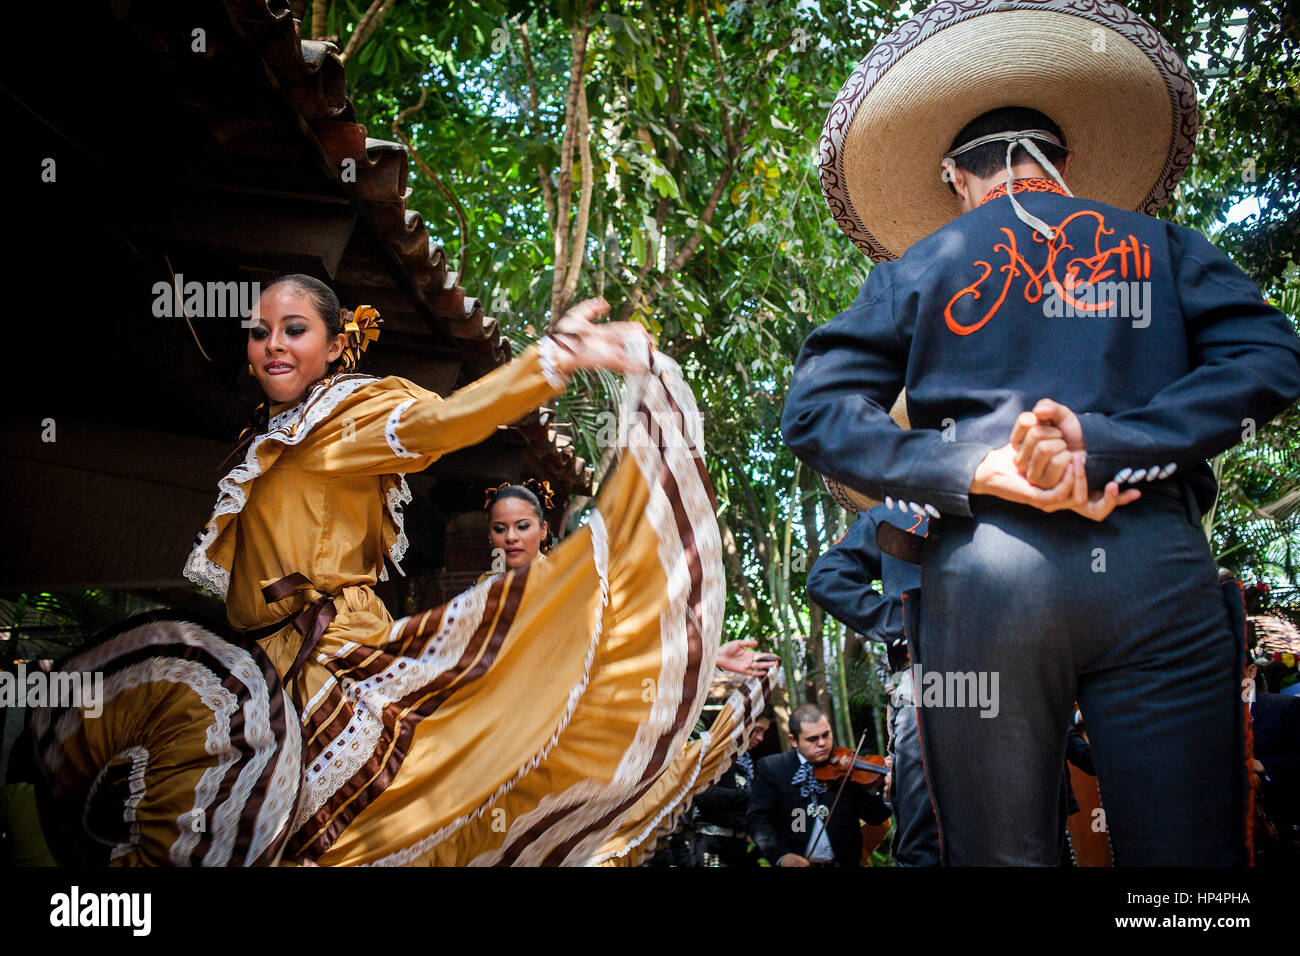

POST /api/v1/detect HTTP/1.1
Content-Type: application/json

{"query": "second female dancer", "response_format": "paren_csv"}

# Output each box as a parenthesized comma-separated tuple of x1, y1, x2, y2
(481, 481, 779, 680)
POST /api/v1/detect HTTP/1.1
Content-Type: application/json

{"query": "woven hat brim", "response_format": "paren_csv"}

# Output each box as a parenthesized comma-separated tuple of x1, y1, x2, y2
(819, 0, 1198, 261)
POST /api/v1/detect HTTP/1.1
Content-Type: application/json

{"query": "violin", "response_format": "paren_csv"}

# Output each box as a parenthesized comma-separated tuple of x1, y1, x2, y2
(813, 746, 889, 787)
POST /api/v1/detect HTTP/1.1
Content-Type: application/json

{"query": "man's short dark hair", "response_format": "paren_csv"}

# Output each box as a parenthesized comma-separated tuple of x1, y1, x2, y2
(789, 703, 829, 740)
(947, 106, 1070, 183)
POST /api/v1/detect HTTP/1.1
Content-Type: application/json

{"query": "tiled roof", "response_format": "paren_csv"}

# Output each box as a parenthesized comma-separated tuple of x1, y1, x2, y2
(226, 0, 507, 366)
(223, 0, 591, 491)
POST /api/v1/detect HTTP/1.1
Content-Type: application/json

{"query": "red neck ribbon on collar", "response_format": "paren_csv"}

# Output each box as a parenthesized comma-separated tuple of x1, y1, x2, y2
(978, 178, 1069, 207)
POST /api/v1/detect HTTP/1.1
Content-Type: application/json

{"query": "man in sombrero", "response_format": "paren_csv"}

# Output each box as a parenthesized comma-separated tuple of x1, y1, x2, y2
(782, 0, 1300, 865)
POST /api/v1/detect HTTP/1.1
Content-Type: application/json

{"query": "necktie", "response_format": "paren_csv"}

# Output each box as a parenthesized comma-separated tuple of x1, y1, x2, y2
(792, 759, 830, 819)
(736, 751, 754, 785)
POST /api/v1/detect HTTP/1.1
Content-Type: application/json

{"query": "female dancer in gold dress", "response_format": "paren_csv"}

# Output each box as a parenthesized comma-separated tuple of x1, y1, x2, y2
(30, 274, 739, 866)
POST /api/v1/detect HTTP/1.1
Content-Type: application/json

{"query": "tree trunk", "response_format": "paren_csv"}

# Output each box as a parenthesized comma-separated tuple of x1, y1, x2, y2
(773, 460, 803, 731)
(719, 514, 760, 618)
(340, 0, 398, 64)
(798, 467, 832, 717)
(548, 0, 599, 324)
(518, 22, 556, 230)
(826, 506, 853, 743)
(310, 0, 328, 39)
(558, 84, 593, 312)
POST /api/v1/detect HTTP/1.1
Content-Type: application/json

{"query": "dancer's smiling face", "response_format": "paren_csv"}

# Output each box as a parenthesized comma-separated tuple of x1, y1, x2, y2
(489, 496, 547, 569)
(247, 284, 346, 405)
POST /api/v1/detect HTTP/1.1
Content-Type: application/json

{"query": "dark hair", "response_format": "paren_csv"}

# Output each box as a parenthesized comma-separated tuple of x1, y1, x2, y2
(946, 107, 1069, 187)
(789, 703, 829, 740)
(486, 484, 545, 523)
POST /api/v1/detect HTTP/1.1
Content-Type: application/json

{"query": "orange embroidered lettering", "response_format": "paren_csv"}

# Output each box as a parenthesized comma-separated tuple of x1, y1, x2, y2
(945, 208, 1147, 334)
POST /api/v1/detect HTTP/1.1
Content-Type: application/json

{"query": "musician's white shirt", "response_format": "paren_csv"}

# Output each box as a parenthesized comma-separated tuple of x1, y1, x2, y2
(796, 752, 835, 863)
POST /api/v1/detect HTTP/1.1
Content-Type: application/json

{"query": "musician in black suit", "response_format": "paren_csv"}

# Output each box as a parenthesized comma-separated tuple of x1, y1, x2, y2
(747, 704, 890, 867)
(806, 502, 938, 866)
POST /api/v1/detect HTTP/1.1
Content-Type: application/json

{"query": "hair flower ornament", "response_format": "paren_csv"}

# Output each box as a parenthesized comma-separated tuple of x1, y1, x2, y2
(340, 305, 382, 371)
(527, 478, 556, 510)
(482, 478, 557, 513)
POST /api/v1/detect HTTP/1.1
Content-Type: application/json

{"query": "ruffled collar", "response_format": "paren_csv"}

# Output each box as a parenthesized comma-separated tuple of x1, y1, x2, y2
(183, 373, 412, 598)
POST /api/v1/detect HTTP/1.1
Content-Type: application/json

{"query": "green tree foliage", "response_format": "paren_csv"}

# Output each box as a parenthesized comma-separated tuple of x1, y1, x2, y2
(1123, 1, 1300, 604)
(0, 592, 160, 665)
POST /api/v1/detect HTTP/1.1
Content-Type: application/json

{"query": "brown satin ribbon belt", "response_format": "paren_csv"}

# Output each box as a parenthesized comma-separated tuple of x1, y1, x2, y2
(876, 521, 924, 564)
(257, 572, 340, 713)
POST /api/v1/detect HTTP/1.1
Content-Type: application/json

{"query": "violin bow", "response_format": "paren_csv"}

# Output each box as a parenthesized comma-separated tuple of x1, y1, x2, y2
(821, 727, 872, 835)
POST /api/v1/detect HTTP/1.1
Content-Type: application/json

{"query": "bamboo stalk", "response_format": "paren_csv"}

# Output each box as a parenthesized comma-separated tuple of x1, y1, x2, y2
(831, 507, 853, 744)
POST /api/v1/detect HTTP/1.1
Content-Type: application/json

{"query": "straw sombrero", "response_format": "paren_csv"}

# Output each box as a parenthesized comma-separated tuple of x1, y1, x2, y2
(819, 0, 1198, 261)
(822, 391, 911, 513)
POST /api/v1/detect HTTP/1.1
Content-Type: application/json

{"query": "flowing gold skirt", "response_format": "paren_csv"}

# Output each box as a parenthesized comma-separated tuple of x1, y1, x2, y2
(593, 672, 773, 867)
(30, 355, 725, 866)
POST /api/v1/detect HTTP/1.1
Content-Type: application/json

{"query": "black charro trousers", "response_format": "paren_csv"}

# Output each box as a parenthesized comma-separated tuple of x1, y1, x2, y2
(910, 485, 1247, 866)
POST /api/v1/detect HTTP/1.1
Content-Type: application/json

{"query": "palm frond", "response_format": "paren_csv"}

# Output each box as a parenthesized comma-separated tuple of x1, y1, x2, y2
(553, 366, 624, 466)
(0, 591, 160, 665)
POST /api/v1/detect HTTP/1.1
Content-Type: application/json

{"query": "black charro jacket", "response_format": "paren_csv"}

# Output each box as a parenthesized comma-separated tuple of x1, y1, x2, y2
(782, 180, 1300, 519)
(746, 749, 890, 867)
